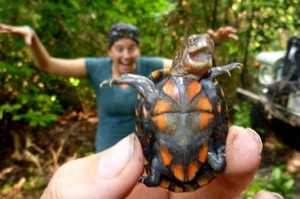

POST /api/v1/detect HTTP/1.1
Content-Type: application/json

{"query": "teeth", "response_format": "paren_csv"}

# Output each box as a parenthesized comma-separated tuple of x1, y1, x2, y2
(120, 60, 131, 65)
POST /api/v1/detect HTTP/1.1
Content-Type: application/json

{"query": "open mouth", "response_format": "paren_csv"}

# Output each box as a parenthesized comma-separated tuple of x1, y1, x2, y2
(188, 49, 212, 66)
(189, 49, 212, 63)
(119, 61, 136, 73)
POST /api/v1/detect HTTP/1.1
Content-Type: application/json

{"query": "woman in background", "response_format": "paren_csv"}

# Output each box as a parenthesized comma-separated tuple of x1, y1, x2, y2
(0, 22, 238, 152)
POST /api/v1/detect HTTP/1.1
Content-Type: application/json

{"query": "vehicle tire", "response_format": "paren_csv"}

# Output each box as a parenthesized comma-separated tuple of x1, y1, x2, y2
(250, 103, 268, 140)
(269, 119, 300, 150)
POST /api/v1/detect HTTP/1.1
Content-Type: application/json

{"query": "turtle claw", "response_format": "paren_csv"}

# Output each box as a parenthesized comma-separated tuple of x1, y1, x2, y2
(210, 62, 243, 79)
(226, 71, 231, 77)
(100, 74, 159, 105)
(138, 175, 161, 187)
(237, 64, 243, 70)
(138, 176, 145, 183)
(99, 79, 113, 88)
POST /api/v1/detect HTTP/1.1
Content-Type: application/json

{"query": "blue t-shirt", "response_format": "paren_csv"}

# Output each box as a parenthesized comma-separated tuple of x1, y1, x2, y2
(85, 57, 163, 152)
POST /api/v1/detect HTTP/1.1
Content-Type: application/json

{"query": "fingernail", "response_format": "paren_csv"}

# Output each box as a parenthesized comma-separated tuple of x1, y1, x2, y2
(271, 192, 284, 199)
(246, 128, 263, 153)
(98, 133, 135, 179)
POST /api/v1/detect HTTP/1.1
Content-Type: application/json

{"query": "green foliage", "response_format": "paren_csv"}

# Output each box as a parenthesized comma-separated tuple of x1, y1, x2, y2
(13, 108, 58, 127)
(21, 167, 46, 197)
(1, 0, 300, 129)
(0, 97, 60, 127)
(0, 59, 64, 127)
(1, 1, 300, 198)
(0, 104, 22, 119)
(0, 0, 176, 128)
(232, 101, 252, 127)
(243, 166, 296, 199)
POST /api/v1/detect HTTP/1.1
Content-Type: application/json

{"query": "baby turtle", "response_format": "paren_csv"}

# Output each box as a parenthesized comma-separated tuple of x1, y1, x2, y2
(100, 34, 242, 192)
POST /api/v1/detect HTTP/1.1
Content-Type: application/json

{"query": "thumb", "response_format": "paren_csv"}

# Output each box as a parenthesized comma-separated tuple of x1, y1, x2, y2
(41, 133, 144, 199)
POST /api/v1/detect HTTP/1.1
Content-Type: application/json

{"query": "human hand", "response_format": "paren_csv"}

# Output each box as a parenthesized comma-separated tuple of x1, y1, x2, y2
(40, 127, 283, 199)
(207, 26, 239, 46)
(0, 23, 34, 45)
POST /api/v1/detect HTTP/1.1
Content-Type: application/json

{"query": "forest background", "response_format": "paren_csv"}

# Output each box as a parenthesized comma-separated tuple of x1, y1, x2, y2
(0, 0, 299, 198)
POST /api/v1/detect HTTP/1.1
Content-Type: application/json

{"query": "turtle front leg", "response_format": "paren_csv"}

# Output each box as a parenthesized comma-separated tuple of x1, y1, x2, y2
(210, 62, 243, 79)
(100, 74, 159, 103)
(100, 74, 155, 92)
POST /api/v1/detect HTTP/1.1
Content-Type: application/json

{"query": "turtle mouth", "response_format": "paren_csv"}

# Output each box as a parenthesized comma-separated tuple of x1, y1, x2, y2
(188, 49, 212, 66)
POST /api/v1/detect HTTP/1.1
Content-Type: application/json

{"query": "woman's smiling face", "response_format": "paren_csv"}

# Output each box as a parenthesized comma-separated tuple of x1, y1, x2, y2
(108, 38, 140, 76)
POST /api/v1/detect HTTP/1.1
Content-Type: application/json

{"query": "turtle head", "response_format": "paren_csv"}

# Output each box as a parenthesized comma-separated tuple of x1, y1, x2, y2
(170, 34, 214, 79)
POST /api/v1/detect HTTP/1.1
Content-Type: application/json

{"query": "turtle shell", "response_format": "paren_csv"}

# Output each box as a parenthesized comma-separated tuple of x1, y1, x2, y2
(99, 34, 242, 192)
(135, 68, 229, 192)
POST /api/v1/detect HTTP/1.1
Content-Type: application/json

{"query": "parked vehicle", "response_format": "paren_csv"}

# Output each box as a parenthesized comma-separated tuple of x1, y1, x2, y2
(237, 36, 300, 129)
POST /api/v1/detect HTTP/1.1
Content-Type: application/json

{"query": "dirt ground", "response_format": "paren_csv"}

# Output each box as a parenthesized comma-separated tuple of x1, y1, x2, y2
(0, 111, 299, 199)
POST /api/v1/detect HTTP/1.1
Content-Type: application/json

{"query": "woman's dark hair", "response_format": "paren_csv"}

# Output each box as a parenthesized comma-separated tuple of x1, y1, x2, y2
(108, 22, 140, 47)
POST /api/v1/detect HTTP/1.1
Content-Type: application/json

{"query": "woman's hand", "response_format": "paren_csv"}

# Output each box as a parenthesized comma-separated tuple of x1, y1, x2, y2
(0, 23, 35, 45)
(207, 26, 239, 46)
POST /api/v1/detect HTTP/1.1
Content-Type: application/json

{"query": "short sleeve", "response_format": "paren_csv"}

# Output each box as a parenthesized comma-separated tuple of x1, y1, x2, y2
(137, 57, 164, 76)
(85, 57, 111, 89)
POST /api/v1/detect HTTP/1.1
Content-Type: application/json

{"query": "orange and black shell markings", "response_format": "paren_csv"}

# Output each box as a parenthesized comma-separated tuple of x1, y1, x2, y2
(135, 69, 229, 192)
(100, 34, 242, 192)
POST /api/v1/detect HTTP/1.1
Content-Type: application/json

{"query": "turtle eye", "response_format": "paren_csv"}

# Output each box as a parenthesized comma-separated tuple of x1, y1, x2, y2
(188, 35, 198, 44)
